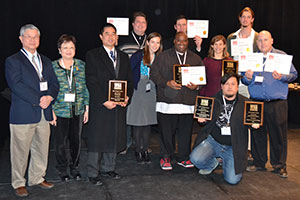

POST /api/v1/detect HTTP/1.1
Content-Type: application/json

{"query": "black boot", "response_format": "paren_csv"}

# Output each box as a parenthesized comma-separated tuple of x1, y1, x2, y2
(142, 150, 151, 164)
(135, 152, 144, 164)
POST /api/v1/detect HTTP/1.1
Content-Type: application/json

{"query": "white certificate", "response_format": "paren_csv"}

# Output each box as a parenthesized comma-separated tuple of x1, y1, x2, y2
(181, 66, 206, 86)
(264, 53, 293, 75)
(187, 20, 209, 38)
(107, 17, 129, 36)
(231, 38, 253, 56)
(238, 53, 264, 72)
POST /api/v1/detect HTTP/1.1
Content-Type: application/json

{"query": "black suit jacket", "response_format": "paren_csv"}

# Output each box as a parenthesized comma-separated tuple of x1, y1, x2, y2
(85, 46, 134, 152)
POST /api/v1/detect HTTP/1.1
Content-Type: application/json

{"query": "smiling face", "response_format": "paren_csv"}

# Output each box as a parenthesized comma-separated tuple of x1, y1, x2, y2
(174, 18, 187, 33)
(174, 32, 188, 53)
(256, 31, 273, 55)
(221, 77, 239, 100)
(132, 16, 147, 36)
(239, 11, 254, 28)
(59, 41, 75, 60)
(100, 26, 117, 49)
(212, 39, 226, 56)
(147, 36, 161, 54)
(19, 29, 40, 54)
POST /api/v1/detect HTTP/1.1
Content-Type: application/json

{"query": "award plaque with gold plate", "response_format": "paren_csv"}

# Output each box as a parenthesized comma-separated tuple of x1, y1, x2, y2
(243, 101, 264, 125)
(108, 80, 127, 103)
(173, 64, 190, 85)
(194, 96, 215, 120)
(222, 60, 239, 76)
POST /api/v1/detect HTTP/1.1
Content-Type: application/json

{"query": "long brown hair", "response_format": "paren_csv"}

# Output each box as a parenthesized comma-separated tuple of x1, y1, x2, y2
(143, 32, 162, 66)
(207, 35, 229, 58)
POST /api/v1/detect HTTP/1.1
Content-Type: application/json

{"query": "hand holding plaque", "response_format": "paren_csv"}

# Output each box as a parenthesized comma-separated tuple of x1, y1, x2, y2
(108, 80, 127, 103)
(194, 96, 214, 120)
(222, 60, 239, 76)
(173, 64, 190, 85)
(243, 101, 264, 126)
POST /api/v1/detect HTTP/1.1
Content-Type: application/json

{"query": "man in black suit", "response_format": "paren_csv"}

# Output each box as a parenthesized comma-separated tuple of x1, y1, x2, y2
(85, 23, 134, 185)
(5, 24, 59, 197)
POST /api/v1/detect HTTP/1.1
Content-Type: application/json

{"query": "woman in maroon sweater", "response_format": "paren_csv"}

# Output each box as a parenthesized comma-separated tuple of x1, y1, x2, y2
(199, 35, 232, 97)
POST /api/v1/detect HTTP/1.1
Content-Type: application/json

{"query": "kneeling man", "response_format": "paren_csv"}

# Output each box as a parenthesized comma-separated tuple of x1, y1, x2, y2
(190, 73, 259, 184)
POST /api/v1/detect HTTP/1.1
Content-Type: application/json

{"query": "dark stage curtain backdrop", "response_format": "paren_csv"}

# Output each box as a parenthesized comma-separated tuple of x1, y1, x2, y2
(1, 0, 300, 139)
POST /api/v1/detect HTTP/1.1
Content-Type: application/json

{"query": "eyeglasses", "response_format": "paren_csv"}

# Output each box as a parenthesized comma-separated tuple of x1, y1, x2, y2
(22, 35, 39, 40)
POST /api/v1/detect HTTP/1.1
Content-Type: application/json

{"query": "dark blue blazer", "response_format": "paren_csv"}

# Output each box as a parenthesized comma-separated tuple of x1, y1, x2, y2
(5, 51, 59, 124)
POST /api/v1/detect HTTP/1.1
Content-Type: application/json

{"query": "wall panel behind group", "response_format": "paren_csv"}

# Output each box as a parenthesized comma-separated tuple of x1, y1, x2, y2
(0, 0, 300, 140)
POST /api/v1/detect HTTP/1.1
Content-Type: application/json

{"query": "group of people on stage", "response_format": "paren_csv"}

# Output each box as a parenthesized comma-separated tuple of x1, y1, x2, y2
(5, 6, 297, 198)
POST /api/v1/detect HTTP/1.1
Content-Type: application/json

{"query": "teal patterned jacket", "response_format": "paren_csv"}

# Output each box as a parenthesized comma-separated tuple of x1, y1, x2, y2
(52, 58, 89, 118)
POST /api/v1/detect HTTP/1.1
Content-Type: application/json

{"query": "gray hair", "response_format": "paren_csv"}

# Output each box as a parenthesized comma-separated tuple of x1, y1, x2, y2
(19, 24, 40, 36)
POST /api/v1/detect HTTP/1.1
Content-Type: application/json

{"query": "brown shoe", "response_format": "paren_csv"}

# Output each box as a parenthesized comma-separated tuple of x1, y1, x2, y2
(15, 186, 28, 197)
(38, 181, 54, 189)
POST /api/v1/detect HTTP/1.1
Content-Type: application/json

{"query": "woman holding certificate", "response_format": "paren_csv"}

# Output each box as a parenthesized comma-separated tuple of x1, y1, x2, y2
(50, 34, 89, 181)
(127, 32, 162, 164)
(199, 35, 232, 97)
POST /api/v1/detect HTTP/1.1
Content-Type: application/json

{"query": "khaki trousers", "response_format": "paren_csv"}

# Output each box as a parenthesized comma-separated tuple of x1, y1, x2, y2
(10, 112, 50, 189)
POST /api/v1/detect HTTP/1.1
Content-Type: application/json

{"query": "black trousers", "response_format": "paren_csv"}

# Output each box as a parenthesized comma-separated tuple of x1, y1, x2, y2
(52, 114, 83, 172)
(251, 100, 288, 169)
(132, 125, 151, 152)
(157, 113, 193, 162)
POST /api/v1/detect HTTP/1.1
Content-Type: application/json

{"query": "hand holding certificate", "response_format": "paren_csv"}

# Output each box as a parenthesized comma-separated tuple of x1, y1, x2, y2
(238, 53, 264, 72)
(264, 53, 293, 75)
(181, 66, 206, 86)
(231, 38, 253, 56)
(187, 20, 209, 38)
(107, 17, 129, 36)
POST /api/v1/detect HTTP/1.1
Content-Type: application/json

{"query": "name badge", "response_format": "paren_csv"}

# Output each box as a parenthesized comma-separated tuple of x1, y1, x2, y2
(40, 81, 48, 91)
(64, 93, 75, 102)
(221, 126, 231, 135)
(255, 76, 264, 83)
(146, 82, 151, 93)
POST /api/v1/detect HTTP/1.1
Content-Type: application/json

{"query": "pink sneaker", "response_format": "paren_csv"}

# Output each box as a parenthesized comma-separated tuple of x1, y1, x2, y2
(160, 158, 173, 170)
(177, 160, 194, 168)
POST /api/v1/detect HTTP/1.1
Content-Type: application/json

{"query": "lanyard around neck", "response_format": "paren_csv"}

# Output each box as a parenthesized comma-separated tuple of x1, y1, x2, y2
(222, 95, 235, 125)
(132, 31, 146, 49)
(21, 49, 43, 80)
(176, 51, 187, 65)
(60, 59, 74, 91)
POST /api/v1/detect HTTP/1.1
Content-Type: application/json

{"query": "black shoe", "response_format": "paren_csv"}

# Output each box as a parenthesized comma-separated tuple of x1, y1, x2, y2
(135, 151, 144, 164)
(88, 176, 103, 186)
(142, 150, 151, 164)
(272, 168, 288, 178)
(100, 171, 121, 180)
(70, 168, 82, 181)
(246, 165, 266, 172)
(59, 171, 70, 182)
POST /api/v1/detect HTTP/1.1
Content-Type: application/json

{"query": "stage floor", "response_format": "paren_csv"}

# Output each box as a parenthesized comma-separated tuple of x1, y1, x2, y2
(1, 127, 300, 200)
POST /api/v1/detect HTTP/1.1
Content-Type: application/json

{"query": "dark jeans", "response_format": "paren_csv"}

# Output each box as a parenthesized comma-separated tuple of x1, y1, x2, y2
(132, 125, 151, 152)
(52, 114, 83, 172)
(251, 100, 288, 169)
(157, 113, 193, 162)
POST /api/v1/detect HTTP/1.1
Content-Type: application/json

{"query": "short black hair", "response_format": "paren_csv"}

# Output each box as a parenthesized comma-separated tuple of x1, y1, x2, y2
(174, 15, 187, 25)
(221, 72, 240, 85)
(100, 23, 117, 35)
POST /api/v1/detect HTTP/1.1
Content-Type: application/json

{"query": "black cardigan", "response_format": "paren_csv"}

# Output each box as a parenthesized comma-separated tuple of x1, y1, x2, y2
(193, 91, 249, 174)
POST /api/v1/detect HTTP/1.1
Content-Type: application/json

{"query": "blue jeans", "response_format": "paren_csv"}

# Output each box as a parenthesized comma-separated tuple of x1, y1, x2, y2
(190, 135, 242, 184)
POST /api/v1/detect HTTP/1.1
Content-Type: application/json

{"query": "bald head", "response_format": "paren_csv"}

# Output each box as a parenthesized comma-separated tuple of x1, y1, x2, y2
(256, 30, 274, 55)
(174, 32, 188, 53)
